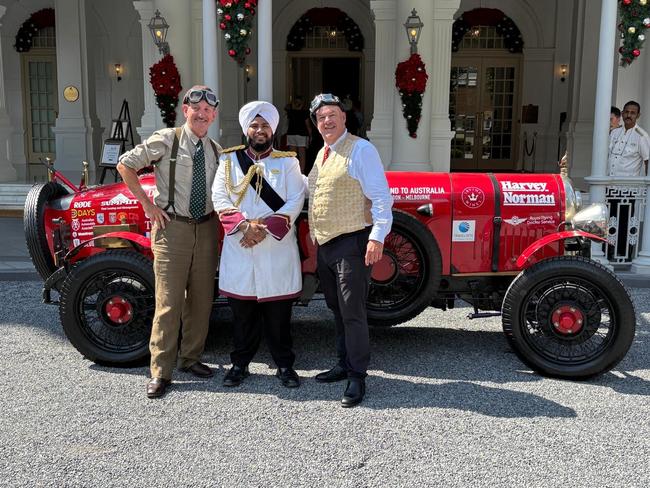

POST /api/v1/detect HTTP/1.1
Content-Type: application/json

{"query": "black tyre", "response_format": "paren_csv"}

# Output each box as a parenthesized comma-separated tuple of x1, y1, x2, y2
(502, 256, 636, 379)
(367, 211, 441, 327)
(59, 250, 155, 366)
(23, 182, 68, 281)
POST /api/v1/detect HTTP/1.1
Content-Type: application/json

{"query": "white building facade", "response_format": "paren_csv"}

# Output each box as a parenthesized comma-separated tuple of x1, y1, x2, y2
(1, 0, 649, 270)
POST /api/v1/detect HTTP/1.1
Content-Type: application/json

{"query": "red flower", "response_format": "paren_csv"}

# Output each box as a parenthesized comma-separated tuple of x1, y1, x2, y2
(395, 53, 428, 94)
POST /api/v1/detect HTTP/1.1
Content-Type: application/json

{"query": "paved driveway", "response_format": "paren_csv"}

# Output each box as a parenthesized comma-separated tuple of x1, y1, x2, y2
(1, 281, 649, 487)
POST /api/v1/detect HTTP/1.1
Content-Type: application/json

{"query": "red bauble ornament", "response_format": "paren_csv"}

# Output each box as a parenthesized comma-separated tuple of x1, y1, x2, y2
(245, 47, 251, 55)
(244, 2, 251, 8)
(219, 22, 226, 30)
(224, 14, 231, 21)
(228, 49, 236, 57)
(619, 46, 625, 53)
(633, 48, 641, 57)
(623, 0, 632, 5)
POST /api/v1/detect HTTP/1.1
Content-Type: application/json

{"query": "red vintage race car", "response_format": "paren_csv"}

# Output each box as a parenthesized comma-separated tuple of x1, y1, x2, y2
(24, 162, 636, 379)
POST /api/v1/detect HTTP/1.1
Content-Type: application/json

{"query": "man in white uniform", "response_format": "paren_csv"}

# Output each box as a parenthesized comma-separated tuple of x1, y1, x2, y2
(212, 101, 305, 388)
(608, 101, 649, 177)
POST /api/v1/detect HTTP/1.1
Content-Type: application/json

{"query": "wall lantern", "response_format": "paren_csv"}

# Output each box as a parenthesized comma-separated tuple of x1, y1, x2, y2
(404, 8, 424, 54)
(114, 63, 123, 82)
(560, 64, 568, 82)
(148, 10, 170, 55)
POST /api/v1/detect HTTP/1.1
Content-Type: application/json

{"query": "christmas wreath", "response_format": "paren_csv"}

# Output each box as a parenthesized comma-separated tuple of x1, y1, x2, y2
(14, 8, 55, 53)
(618, 0, 650, 66)
(218, 0, 257, 66)
(395, 53, 428, 138)
(149, 54, 182, 127)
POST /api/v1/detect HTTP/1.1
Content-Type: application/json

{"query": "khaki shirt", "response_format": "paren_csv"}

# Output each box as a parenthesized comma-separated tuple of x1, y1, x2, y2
(119, 124, 221, 217)
(608, 124, 650, 176)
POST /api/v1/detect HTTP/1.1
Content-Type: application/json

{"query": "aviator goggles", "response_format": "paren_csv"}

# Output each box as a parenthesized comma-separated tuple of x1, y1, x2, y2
(183, 89, 219, 107)
(309, 93, 343, 122)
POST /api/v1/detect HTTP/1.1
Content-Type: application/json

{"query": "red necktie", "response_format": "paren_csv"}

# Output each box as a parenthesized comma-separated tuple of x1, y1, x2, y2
(322, 146, 331, 164)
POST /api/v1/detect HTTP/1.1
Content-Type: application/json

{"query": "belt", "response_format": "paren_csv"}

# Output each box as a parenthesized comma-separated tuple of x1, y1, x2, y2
(321, 226, 372, 246)
(168, 212, 214, 224)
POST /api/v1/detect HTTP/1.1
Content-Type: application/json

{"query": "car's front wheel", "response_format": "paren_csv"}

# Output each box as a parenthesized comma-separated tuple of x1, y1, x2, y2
(502, 256, 636, 379)
(59, 250, 155, 366)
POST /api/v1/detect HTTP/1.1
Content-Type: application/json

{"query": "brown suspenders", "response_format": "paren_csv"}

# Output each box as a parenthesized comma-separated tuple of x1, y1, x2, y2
(162, 127, 219, 214)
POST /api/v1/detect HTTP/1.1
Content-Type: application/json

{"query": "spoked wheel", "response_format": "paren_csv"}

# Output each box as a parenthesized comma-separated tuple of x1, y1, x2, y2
(60, 251, 155, 366)
(367, 211, 441, 327)
(502, 256, 636, 379)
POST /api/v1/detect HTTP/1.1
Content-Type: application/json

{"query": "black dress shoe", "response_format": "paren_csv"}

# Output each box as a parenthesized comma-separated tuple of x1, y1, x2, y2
(180, 361, 214, 378)
(314, 365, 347, 383)
(223, 365, 250, 387)
(341, 378, 365, 408)
(276, 367, 300, 388)
(146, 378, 171, 399)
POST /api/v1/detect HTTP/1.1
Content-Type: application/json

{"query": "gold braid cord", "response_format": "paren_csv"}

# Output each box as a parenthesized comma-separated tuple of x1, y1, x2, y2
(224, 156, 264, 208)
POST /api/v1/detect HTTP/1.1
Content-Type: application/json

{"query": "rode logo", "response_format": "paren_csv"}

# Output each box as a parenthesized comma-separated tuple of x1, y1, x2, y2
(73, 200, 91, 208)
(461, 187, 485, 209)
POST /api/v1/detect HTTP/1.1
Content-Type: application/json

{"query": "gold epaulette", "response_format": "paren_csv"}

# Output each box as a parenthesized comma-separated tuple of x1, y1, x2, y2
(222, 144, 246, 154)
(270, 150, 297, 158)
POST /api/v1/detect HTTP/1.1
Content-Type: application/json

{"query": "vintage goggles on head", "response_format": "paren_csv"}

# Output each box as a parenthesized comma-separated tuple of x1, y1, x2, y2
(309, 93, 342, 121)
(183, 89, 219, 107)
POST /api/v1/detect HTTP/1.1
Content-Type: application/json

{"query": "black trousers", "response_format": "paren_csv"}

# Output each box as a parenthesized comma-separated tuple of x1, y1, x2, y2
(228, 297, 295, 369)
(317, 228, 373, 378)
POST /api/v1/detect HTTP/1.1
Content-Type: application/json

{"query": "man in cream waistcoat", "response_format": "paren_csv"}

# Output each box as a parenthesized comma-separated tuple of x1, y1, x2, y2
(307, 93, 393, 407)
(212, 101, 305, 388)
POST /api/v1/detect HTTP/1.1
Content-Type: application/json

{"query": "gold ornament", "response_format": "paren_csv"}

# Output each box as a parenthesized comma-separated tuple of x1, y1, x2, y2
(641, 0, 647, 6)
(628, 26, 637, 34)
(224, 156, 264, 207)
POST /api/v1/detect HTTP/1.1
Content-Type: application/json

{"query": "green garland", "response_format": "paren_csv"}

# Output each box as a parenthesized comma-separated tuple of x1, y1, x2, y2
(618, 0, 650, 66)
(218, 0, 256, 66)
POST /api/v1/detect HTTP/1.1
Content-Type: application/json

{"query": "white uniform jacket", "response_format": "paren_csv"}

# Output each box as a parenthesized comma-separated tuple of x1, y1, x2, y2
(211, 149, 305, 301)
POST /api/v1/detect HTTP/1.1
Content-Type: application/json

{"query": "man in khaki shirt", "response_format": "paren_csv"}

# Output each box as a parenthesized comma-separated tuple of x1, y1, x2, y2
(117, 85, 221, 398)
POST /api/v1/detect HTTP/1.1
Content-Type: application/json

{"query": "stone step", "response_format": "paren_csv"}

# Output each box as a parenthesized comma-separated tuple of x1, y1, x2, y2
(0, 184, 31, 212)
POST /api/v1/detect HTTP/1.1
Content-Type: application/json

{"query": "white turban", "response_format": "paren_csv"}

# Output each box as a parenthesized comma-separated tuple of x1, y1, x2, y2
(238, 100, 279, 135)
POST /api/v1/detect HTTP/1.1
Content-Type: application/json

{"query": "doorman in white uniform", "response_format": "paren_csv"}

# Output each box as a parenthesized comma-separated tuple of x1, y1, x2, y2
(212, 100, 305, 388)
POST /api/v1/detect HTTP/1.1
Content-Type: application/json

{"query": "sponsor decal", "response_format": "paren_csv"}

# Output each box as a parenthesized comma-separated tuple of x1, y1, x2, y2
(452, 220, 476, 242)
(73, 200, 92, 208)
(73, 238, 80, 247)
(72, 232, 77, 238)
(71, 208, 95, 219)
(117, 212, 127, 222)
(101, 192, 139, 207)
(109, 212, 117, 224)
(500, 180, 556, 207)
(461, 187, 485, 209)
(527, 215, 556, 226)
(96, 213, 104, 224)
(504, 216, 527, 226)
(390, 186, 446, 201)
(71, 219, 81, 231)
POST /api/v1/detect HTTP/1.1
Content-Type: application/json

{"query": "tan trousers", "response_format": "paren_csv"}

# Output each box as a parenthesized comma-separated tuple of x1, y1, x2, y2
(149, 216, 218, 379)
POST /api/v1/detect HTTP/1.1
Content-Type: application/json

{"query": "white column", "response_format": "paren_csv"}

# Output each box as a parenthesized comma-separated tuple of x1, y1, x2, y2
(428, 0, 460, 172)
(0, 5, 17, 182)
(390, 0, 434, 171)
(202, 0, 220, 140)
(133, 1, 163, 139)
(51, 0, 99, 179)
(584, 0, 617, 264)
(257, 0, 272, 102)
(156, 0, 193, 124)
(367, 0, 397, 168)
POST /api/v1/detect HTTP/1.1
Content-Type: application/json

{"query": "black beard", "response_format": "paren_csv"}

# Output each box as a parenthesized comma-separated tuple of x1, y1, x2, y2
(248, 137, 272, 153)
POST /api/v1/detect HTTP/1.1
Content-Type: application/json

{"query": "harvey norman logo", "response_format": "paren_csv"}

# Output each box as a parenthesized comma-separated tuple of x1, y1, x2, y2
(101, 193, 139, 207)
(501, 181, 555, 206)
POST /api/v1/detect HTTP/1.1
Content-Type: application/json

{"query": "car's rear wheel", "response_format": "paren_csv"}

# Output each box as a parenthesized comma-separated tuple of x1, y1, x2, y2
(367, 211, 441, 327)
(502, 256, 636, 379)
(60, 250, 155, 366)
(23, 182, 68, 282)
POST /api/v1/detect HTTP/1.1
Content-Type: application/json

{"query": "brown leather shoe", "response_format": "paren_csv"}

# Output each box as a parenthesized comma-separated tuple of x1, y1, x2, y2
(180, 361, 214, 378)
(146, 378, 171, 399)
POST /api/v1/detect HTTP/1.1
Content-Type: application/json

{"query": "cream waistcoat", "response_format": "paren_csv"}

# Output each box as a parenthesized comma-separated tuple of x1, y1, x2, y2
(308, 134, 371, 245)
